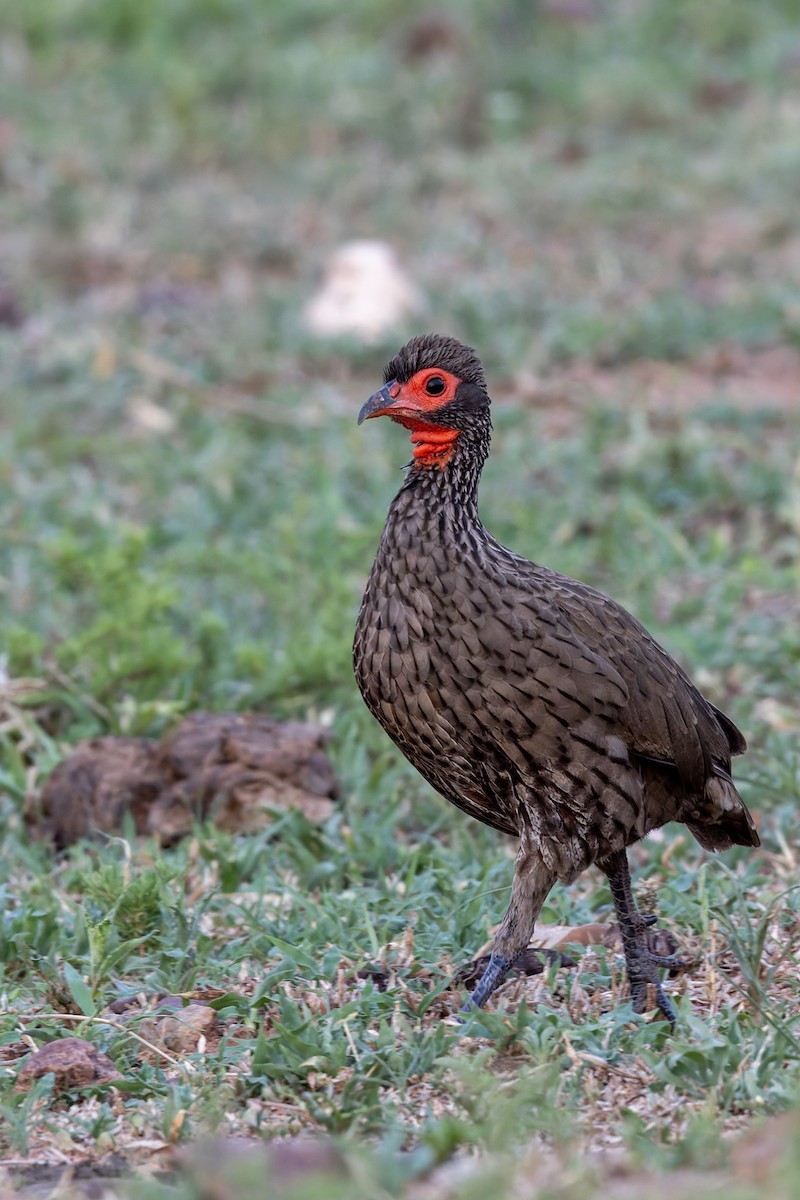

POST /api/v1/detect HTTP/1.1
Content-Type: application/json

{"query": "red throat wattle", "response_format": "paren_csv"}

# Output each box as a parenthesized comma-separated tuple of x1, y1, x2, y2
(387, 368, 461, 468)
(409, 424, 459, 465)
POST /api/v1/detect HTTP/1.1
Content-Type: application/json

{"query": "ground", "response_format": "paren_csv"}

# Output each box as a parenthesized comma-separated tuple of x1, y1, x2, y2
(1, 1, 800, 1196)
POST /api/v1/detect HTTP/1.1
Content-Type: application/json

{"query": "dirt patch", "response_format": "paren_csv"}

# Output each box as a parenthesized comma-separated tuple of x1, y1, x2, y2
(515, 345, 800, 434)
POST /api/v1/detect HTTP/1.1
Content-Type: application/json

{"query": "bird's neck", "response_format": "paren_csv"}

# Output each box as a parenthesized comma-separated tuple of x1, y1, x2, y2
(384, 438, 489, 552)
(399, 411, 490, 514)
(401, 457, 480, 517)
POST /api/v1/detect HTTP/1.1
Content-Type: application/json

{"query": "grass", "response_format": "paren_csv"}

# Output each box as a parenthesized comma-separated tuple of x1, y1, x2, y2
(2, 0, 800, 1195)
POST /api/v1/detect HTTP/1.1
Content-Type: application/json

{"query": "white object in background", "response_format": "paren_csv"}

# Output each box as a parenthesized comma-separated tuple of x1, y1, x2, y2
(304, 240, 420, 342)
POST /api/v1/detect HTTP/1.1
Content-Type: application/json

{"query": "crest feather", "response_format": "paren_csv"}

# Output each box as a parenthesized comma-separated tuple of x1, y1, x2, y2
(384, 334, 487, 390)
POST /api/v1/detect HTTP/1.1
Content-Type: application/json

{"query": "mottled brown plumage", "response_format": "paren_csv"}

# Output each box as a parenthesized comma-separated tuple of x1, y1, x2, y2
(353, 333, 759, 1023)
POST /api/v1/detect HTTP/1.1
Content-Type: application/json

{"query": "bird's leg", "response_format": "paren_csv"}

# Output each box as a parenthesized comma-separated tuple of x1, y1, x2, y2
(599, 848, 677, 1026)
(462, 830, 555, 1012)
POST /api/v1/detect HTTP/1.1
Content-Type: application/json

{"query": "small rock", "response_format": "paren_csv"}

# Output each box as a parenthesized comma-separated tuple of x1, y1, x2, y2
(142, 1004, 217, 1054)
(15, 1037, 120, 1094)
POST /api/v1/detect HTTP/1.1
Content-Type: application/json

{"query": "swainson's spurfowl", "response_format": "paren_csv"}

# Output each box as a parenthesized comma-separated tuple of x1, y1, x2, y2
(353, 334, 759, 1024)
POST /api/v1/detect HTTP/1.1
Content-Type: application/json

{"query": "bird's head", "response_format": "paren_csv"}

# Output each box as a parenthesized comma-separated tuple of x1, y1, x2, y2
(358, 333, 490, 470)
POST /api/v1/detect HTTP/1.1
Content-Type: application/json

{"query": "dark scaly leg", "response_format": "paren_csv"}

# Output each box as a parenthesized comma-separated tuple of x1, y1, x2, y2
(462, 828, 555, 1012)
(599, 848, 679, 1026)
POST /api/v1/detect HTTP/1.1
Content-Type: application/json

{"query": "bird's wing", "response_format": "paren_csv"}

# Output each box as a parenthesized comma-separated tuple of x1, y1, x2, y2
(539, 568, 744, 789)
(457, 543, 742, 789)
(439, 567, 631, 775)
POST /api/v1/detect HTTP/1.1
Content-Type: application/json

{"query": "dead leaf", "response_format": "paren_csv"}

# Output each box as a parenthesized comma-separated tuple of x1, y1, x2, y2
(167, 1110, 186, 1142)
(537, 921, 680, 960)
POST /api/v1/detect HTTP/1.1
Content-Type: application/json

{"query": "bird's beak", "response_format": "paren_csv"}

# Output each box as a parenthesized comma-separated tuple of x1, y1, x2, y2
(358, 381, 401, 425)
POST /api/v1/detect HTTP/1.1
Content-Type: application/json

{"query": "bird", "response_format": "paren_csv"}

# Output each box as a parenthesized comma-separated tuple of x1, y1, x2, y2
(353, 333, 759, 1025)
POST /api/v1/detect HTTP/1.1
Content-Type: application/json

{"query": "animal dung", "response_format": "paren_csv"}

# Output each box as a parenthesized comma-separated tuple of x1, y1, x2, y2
(32, 711, 338, 848)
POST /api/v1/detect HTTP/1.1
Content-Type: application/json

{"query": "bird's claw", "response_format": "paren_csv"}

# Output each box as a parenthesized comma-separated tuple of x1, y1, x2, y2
(630, 978, 677, 1028)
(643, 950, 691, 974)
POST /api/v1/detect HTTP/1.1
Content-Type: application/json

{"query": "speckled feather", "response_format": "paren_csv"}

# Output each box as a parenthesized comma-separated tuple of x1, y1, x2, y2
(354, 336, 758, 889)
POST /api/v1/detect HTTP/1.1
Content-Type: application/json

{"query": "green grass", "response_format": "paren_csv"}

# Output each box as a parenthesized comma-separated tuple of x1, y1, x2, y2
(2, 0, 800, 1195)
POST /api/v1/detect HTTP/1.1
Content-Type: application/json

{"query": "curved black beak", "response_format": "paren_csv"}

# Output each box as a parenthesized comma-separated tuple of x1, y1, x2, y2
(358, 381, 399, 425)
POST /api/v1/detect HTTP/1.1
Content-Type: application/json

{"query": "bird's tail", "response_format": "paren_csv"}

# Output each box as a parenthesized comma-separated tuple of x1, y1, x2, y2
(686, 768, 760, 851)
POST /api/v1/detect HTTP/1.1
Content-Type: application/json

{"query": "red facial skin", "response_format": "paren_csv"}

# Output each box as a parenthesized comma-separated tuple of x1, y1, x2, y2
(371, 368, 461, 468)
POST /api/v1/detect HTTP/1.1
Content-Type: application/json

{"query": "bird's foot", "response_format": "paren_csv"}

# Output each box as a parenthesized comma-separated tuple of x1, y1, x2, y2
(642, 949, 690, 973)
(460, 953, 512, 1012)
(630, 976, 677, 1027)
(620, 920, 683, 1026)
(454, 947, 575, 992)
(626, 941, 681, 1026)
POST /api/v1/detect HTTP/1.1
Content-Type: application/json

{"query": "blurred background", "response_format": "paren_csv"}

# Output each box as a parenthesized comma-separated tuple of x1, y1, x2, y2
(2, 0, 800, 1184)
(2, 0, 800, 739)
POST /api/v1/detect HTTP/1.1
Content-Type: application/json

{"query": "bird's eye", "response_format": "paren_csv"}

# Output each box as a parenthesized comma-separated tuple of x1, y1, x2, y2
(424, 375, 446, 396)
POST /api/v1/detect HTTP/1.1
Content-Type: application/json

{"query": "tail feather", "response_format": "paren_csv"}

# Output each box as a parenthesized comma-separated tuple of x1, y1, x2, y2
(687, 770, 760, 851)
(708, 702, 747, 757)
